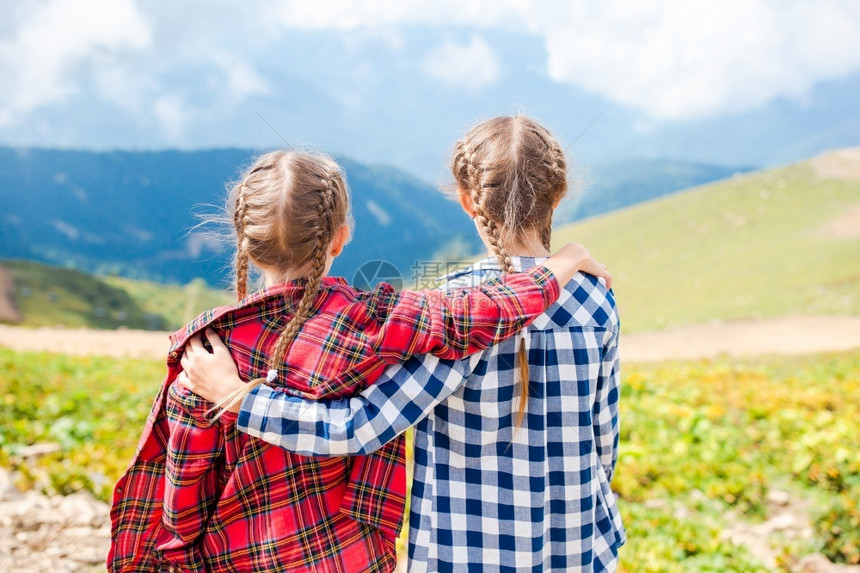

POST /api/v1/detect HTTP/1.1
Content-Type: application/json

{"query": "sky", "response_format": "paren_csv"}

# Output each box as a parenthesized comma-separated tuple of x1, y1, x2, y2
(1, 0, 859, 181)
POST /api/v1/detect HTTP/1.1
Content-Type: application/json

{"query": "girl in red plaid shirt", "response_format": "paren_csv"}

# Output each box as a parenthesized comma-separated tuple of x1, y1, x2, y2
(108, 150, 609, 572)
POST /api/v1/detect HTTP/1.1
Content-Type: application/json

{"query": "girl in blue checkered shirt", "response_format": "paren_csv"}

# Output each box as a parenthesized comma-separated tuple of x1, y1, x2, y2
(180, 116, 624, 572)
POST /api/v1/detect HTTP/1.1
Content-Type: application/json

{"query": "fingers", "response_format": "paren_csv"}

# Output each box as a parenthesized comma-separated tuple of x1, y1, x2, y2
(186, 333, 205, 355)
(176, 369, 193, 390)
(180, 351, 198, 378)
(205, 328, 229, 355)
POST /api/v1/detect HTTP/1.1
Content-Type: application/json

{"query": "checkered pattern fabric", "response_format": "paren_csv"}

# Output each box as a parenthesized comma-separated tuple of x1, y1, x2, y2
(239, 257, 625, 572)
(108, 267, 559, 572)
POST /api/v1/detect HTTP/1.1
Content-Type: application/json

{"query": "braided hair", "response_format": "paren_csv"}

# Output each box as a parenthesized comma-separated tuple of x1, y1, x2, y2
(210, 151, 350, 420)
(452, 115, 569, 431)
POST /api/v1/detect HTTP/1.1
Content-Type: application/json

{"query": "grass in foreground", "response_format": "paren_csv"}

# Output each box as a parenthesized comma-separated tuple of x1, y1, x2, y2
(615, 352, 859, 571)
(1, 348, 857, 569)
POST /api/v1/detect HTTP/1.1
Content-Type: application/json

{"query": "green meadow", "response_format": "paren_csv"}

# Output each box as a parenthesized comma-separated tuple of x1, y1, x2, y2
(554, 161, 860, 332)
(1, 348, 857, 570)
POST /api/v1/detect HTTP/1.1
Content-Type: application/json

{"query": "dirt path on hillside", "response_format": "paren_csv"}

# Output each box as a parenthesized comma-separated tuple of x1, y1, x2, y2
(620, 315, 860, 362)
(810, 147, 860, 180)
(2, 315, 859, 362)
(0, 325, 172, 360)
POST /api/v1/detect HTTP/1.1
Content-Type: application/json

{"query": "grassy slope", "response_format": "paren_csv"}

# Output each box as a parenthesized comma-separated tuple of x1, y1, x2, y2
(103, 275, 234, 330)
(553, 161, 860, 332)
(1, 259, 231, 330)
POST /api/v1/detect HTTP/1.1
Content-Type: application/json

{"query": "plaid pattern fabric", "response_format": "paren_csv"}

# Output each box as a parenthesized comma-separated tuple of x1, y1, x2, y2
(108, 267, 559, 572)
(239, 257, 625, 572)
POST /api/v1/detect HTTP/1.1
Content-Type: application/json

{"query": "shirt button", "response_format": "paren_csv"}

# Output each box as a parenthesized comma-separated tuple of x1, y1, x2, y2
(169, 351, 178, 359)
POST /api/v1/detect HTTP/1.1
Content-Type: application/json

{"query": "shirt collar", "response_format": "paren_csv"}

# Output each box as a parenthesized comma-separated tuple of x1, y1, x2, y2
(442, 255, 549, 282)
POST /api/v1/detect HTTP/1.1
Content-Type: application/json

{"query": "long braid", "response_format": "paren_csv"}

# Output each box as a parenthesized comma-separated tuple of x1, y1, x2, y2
(234, 185, 250, 301)
(527, 124, 566, 253)
(269, 177, 335, 367)
(209, 171, 338, 422)
(463, 142, 530, 431)
(465, 145, 516, 274)
(453, 116, 571, 434)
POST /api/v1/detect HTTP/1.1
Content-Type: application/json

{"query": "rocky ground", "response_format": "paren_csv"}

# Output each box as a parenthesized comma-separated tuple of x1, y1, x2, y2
(2, 463, 856, 572)
(721, 488, 860, 572)
(1, 469, 108, 572)
(0, 463, 410, 572)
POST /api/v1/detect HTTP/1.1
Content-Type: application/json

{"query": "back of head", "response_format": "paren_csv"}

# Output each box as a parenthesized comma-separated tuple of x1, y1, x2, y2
(451, 115, 568, 272)
(211, 150, 353, 419)
(451, 115, 568, 431)
(229, 150, 351, 300)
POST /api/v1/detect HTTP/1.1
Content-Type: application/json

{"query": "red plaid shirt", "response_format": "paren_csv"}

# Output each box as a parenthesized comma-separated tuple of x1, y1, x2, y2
(108, 266, 558, 572)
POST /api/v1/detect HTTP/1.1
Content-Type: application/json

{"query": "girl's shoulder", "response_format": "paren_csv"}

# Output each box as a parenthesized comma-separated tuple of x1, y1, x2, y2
(536, 272, 618, 332)
(322, 276, 402, 320)
(166, 280, 323, 354)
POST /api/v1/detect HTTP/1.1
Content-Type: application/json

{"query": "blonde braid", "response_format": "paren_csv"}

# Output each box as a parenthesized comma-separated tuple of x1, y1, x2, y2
(466, 146, 515, 274)
(462, 141, 529, 430)
(452, 116, 573, 434)
(208, 174, 337, 423)
(234, 185, 250, 301)
(269, 177, 335, 367)
(524, 124, 566, 252)
(207, 176, 336, 423)
(539, 220, 552, 251)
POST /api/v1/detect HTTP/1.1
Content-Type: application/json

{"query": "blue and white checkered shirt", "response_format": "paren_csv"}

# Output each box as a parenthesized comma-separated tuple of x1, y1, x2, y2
(238, 257, 625, 572)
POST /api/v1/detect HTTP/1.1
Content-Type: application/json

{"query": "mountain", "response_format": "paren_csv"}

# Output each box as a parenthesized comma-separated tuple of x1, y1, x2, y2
(4, 148, 858, 333)
(0, 148, 479, 287)
(555, 159, 751, 224)
(0, 259, 232, 330)
(553, 148, 860, 332)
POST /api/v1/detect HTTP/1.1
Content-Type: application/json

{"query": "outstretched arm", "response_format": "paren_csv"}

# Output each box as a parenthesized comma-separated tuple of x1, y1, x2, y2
(178, 331, 477, 455)
(373, 242, 610, 361)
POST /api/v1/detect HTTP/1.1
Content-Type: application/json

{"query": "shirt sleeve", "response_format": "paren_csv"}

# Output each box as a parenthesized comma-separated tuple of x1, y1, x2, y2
(237, 353, 481, 456)
(371, 265, 558, 361)
(593, 326, 621, 482)
(156, 380, 226, 571)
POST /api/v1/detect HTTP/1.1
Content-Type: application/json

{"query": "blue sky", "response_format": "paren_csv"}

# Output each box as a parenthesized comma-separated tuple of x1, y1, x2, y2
(1, 0, 859, 181)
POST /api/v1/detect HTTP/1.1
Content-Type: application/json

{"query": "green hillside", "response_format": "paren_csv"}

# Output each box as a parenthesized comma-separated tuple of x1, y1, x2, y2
(1, 259, 232, 330)
(553, 151, 860, 333)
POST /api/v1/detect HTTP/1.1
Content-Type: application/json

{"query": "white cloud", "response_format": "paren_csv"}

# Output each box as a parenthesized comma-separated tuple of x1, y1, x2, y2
(0, 0, 151, 125)
(0, 0, 272, 139)
(208, 51, 271, 104)
(152, 95, 188, 142)
(365, 199, 391, 226)
(422, 35, 499, 91)
(2, 0, 859, 148)
(537, 0, 860, 119)
(269, 0, 860, 119)
(268, 0, 519, 30)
